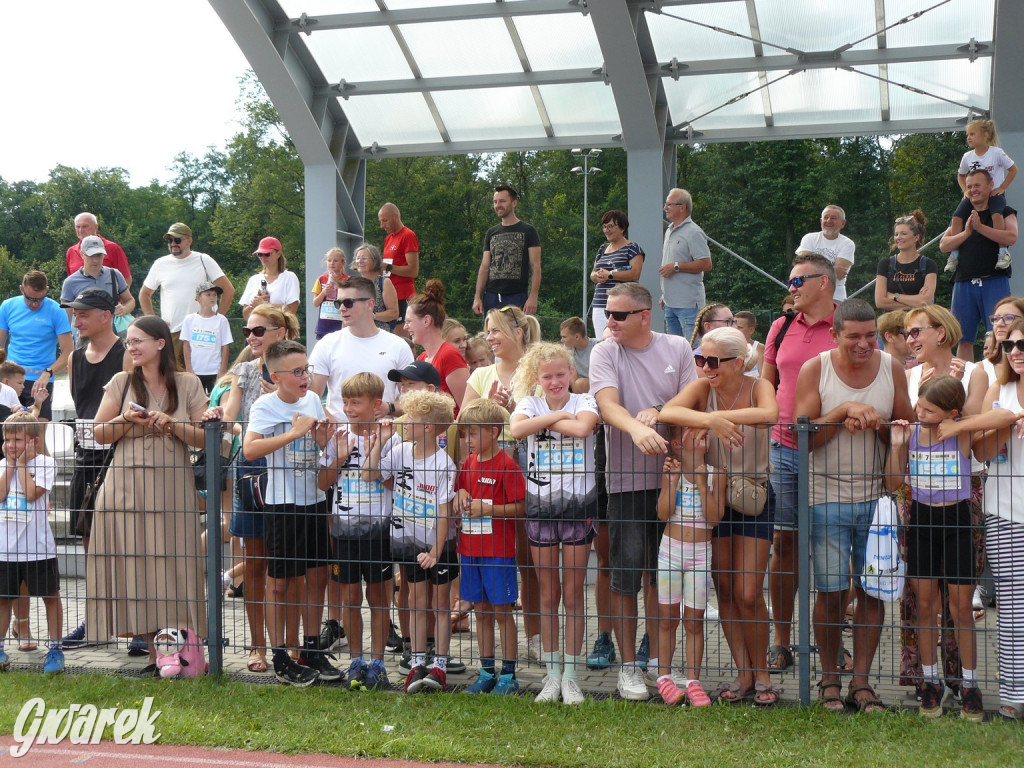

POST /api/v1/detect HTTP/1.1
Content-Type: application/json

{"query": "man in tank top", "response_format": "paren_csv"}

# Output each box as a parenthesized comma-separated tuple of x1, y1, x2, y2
(60, 288, 129, 648)
(794, 298, 912, 712)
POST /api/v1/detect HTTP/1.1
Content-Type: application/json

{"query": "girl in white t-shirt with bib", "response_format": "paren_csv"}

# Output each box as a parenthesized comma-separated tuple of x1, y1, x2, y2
(510, 342, 599, 705)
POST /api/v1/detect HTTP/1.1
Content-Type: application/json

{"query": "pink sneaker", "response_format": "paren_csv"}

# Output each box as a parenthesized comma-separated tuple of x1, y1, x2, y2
(685, 680, 711, 707)
(657, 675, 685, 705)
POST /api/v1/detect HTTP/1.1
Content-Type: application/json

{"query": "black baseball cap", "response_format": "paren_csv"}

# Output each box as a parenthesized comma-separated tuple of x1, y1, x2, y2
(62, 287, 117, 312)
(387, 360, 441, 388)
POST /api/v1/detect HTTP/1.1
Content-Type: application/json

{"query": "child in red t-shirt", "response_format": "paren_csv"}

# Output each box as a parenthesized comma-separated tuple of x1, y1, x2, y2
(455, 398, 526, 695)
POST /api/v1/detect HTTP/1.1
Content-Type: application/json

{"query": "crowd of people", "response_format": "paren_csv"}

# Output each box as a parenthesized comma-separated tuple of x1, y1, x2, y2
(1, 123, 1023, 722)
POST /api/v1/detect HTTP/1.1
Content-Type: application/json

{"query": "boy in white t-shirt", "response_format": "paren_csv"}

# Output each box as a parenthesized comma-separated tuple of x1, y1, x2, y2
(243, 340, 338, 687)
(180, 282, 233, 394)
(0, 412, 63, 673)
(0, 362, 47, 419)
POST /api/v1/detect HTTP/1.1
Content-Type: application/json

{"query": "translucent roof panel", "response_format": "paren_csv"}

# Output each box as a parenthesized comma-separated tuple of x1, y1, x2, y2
(399, 19, 523, 78)
(306, 27, 414, 82)
(514, 13, 601, 70)
(664, 72, 766, 131)
(886, 59, 992, 121)
(539, 82, 620, 137)
(647, 3, 757, 62)
(754, 2, 877, 53)
(770, 68, 882, 126)
(335, 92, 440, 146)
(434, 87, 546, 142)
(884, 0, 995, 47)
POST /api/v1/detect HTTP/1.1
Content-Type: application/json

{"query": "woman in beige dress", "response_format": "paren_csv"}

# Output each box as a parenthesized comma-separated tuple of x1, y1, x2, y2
(86, 316, 209, 670)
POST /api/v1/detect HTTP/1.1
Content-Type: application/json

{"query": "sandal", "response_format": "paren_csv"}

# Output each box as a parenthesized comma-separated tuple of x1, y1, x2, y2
(846, 682, 886, 714)
(838, 646, 854, 673)
(753, 681, 783, 707)
(817, 679, 845, 712)
(767, 644, 793, 671)
(227, 582, 244, 599)
(246, 649, 268, 673)
(13, 618, 37, 651)
(716, 681, 755, 704)
(450, 611, 470, 633)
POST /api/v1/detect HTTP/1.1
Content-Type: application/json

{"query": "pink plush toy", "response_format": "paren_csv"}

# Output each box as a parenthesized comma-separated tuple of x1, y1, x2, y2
(154, 627, 208, 678)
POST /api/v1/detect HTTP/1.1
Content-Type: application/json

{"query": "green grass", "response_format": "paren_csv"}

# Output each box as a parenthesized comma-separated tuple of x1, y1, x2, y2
(1, 673, 1022, 767)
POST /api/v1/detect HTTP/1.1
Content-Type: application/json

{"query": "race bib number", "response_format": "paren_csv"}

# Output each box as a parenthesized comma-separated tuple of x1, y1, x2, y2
(462, 515, 492, 536)
(189, 327, 217, 350)
(674, 480, 703, 522)
(909, 449, 962, 492)
(319, 300, 342, 322)
(394, 489, 436, 528)
(336, 470, 385, 509)
(536, 437, 585, 475)
(0, 491, 30, 524)
(286, 435, 319, 475)
(75, 418, 100, 450)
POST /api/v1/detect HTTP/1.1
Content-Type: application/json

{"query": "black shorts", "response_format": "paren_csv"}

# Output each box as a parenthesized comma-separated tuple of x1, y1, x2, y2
(399, 540, 459, 586)
(69, 448, 112, 535)
(0, 558, 60, 598)
(19, 379, 54, 422)
(330, 532, 394, 585)
(265, 500, 331, 579)
(595, 425, 609, 522)
(906, 500, 976, 584)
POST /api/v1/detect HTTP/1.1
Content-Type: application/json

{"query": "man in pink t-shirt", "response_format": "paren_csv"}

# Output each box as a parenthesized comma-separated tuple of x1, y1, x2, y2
(379, 203, 419, 319)
(65, 212, 132, 286)
(760, 253, 837, 672)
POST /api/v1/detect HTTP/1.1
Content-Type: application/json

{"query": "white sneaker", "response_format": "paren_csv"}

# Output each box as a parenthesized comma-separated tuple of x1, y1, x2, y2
(617, 665, 650, 701)
(535, 674, 562, 703)
(705, 604, 720, 621)
(527, 634, 542, 661)
(644, 668, 661, 688)
(973, 586, 985, 612)
(561, 677, 585, 705)
(996, 249, 1012, 271)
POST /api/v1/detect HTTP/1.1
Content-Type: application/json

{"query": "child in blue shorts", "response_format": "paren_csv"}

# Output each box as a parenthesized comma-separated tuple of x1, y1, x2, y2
(455, 398, 526, 695)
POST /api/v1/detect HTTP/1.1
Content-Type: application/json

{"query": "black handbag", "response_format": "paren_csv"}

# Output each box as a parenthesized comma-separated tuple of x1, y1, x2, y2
(237, 470, 268, 511)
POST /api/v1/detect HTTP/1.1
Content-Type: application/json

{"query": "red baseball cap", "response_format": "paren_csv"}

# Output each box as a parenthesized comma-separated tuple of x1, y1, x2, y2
(253, 236, 282, 255)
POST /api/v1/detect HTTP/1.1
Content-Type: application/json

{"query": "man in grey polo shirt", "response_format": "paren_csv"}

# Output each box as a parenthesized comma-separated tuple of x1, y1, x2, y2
(659, 188, 712, 338)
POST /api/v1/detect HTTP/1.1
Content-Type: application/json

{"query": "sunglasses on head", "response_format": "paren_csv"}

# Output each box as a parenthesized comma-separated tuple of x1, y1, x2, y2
(1001, 339, 1024, 354)
(496, 305, 522, 327)
(694, 354, 738, 369)
(900, 325, 935, 340)
(165, 236, 183, 245)
(241, 325, 281, 338)
(333, 297, 372, 310)
(786, 273, 824, 289)
(604, 308, 646, 321)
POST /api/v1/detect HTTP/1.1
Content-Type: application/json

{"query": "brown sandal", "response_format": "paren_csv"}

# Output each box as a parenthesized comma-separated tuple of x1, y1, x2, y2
(13, 618, 37, 652)
(846, 683, 885, 714)
(817, 679, 845, 712)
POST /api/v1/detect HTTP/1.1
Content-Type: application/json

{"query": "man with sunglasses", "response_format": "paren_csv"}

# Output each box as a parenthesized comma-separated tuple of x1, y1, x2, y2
(0, 271, 73, 421)
(139, 222, 235, 370)
(940, 168, 1019, 361)
(796, 205, 855, 301)
(589, 282, 697, 700)
(65, 212, 132, 286)
(761, 254, 838, 673)
(793, 298, 912, 712)
(659, 188, 711, 338)
(310, 277, 413, 423)
(472, 186, 541, 316)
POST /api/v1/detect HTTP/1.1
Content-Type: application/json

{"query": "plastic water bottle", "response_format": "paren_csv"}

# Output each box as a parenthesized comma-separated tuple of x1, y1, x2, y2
(993, 402, 1009, 464)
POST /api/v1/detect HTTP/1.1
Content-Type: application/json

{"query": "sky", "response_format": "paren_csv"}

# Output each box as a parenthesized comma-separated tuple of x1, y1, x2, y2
(0, 0, 249, 186)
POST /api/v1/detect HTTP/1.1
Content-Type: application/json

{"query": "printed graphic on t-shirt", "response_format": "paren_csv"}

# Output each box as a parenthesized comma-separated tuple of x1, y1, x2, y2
(0, 491, 29, 523)
(909, 449, 961, 491)
(319, 301, 342, 322)
(286, 435, 319, 475)
(75, 418, 100, 450)
(675, 479, 703, 522)
(189, 326, 217, 349)
(535, 436, 586, 478)
(489, 231, 526, 281)
(394, 486, 437, 529)
(462, 512, 492, 536)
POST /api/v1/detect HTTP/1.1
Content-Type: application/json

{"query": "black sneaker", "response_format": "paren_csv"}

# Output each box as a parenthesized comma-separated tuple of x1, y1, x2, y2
(275, 654, 318, 687)
(405, 664, 429, 693)
(385, 623, 404, 653)
(300, 648, 344, 683)
(318, 619, 347, 651)
(919, 682, 945, 718)
(961, 686, 984, 722)
(399, 650, 435, 673)
(443, 656, 467, 674)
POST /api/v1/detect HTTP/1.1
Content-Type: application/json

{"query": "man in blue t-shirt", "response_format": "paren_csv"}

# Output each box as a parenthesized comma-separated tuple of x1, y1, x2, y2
(0, 270, 74, 421)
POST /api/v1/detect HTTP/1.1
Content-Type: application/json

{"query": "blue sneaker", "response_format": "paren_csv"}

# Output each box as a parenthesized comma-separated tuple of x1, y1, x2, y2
(587, 631, 616, 670)
(348, 658, 369, 690)
(464, 668, 497, 694)
(43, 647, 65, 674)
(636, 633, 650, 670)
(0, 647, 9, 671)
(363, 659, 390, 691)
(62, 622, 86, 649)
(492, 672, 519, 696)
(127, 636, 148, 657)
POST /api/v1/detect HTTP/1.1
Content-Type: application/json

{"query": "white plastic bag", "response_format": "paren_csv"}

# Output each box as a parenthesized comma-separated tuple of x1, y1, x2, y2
(861, 495, 904, 602)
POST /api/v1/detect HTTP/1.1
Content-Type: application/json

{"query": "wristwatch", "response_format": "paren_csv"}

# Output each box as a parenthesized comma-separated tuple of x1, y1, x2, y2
(43, 368, 54, 376)
(673, 262, 680, 273)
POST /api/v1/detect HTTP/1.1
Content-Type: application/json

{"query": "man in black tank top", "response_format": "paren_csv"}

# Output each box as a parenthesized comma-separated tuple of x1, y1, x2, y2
(60, 288, 128, 647)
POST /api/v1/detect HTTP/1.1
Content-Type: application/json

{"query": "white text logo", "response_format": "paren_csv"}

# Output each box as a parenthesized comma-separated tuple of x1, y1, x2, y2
(10, 697, 162, 758)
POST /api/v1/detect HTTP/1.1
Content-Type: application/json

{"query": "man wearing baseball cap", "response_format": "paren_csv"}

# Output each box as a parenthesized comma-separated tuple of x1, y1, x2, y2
(65, 212, 131, 285)
(139, 223, 235, 369)
(240, 236, 300, 320)
(60, 235, 134, 342)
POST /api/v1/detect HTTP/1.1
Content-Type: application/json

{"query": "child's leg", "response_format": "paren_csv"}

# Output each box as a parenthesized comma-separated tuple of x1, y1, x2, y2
(561, 540, 592, 675)
(531, 544, 561, 657)
(431, 579, 452, 660)
(594, 522, 612, 636)
(42, 593, 63, 644)
(681, 605, 705, 681)
(241, 537, 267, 653)
(365, 579, 392, 660)
(13, 585, 33, 650)
(408, 573, 430, 655)
(681, 541, 711, 680)
(285, 575, 303, 656)
(397, 576, 411, 643)
(948, 583, 977, 672)
(266, 575, 299, 649)
(327, 580, 345, 624)
(912, 578, 939, 669)
(304, 566, 330, 635)
(0, 597, 11, 640)
(655, 535, 683, 679)
(475, 600, 496, 661)
(657, 603, 680, 679)
(342, 582, 366, 656)
(494, 602, 518, 663)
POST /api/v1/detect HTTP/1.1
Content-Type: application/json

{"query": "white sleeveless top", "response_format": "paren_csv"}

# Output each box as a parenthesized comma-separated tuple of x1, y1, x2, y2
(983, 381, 1024, 525)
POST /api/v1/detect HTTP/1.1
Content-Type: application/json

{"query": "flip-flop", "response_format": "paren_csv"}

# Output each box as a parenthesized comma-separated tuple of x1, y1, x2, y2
(13, 620, 37, 652)
(767, 644, 794, 671)
(753, 681, 784, 707)
(716, 681, 755, 704)
(247, 650, 268, 673)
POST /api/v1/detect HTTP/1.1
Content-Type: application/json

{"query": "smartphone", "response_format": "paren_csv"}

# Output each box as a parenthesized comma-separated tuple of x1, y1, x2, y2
(128, 402, 149, 416)
(262, 364, 273, 384)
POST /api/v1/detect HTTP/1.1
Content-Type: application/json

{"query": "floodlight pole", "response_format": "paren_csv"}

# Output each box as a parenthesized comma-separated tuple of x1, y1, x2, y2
(571, 149, 602, 328)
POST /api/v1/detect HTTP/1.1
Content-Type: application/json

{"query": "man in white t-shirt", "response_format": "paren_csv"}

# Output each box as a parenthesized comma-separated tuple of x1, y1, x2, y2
(139, 223, 235, 369)
(310, 276, 414, 421)
(796, 205, 855, 301)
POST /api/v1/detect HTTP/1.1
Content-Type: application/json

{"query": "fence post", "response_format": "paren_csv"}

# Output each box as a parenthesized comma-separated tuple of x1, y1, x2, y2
(204, 420, 224, 676)
(792, 416, 819, 705)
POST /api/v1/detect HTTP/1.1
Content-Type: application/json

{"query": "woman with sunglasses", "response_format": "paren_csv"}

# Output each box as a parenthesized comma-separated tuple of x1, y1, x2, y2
(240, 237, 300, 321)
(205, 305, 299, 673)
(405, 279, 469, 412)
(461, 305, 543, 658)
(875, 210, 938, 311)
(351, 243, 399, 332)
(981, 297, 1024, 385)
(86, 316, 210, 673)
(590, 210, 645, 338)
(659, 327, 780, 705)
(898, 303, 989, 699)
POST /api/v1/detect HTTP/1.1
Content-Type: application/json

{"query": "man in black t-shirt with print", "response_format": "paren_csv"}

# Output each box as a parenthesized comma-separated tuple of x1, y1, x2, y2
(472, 186, 541, 316)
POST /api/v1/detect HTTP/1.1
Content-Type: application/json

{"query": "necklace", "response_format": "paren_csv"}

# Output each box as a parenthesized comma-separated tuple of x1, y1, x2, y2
(716, 379, 746, 411)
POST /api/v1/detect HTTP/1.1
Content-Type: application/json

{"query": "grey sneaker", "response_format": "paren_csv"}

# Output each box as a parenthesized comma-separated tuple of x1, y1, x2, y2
(617, 666, 649, 701)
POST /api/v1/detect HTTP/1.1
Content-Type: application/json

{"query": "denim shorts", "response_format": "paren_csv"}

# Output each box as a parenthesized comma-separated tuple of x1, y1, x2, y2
(770, 440, 800, 531)
(229, 462, 266, 539)
(810, 500, 875, 593)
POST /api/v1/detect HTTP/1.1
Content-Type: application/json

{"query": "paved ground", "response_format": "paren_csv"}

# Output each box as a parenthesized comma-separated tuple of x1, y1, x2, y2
(4, 572, 1002, 710)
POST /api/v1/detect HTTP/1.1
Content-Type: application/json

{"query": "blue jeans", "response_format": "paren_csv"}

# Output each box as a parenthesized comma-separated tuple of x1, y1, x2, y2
(664, 304, 699, 338)
(770, 440, 800, 531)
(810, 500, 875, 593)
(483, 291, 528, 314)
(951, 275, 1010, 348)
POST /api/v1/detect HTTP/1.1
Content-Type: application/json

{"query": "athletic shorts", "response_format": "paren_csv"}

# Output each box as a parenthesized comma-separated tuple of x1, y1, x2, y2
(265, 500, 330, 579)
(526, 518, 596, 548)
(330, 532, 393, 585)
(0, 558, 60, 598)
(399, 540, 459, 586)
(459, 555, 518, 606)
(906, 500, 976, 584)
